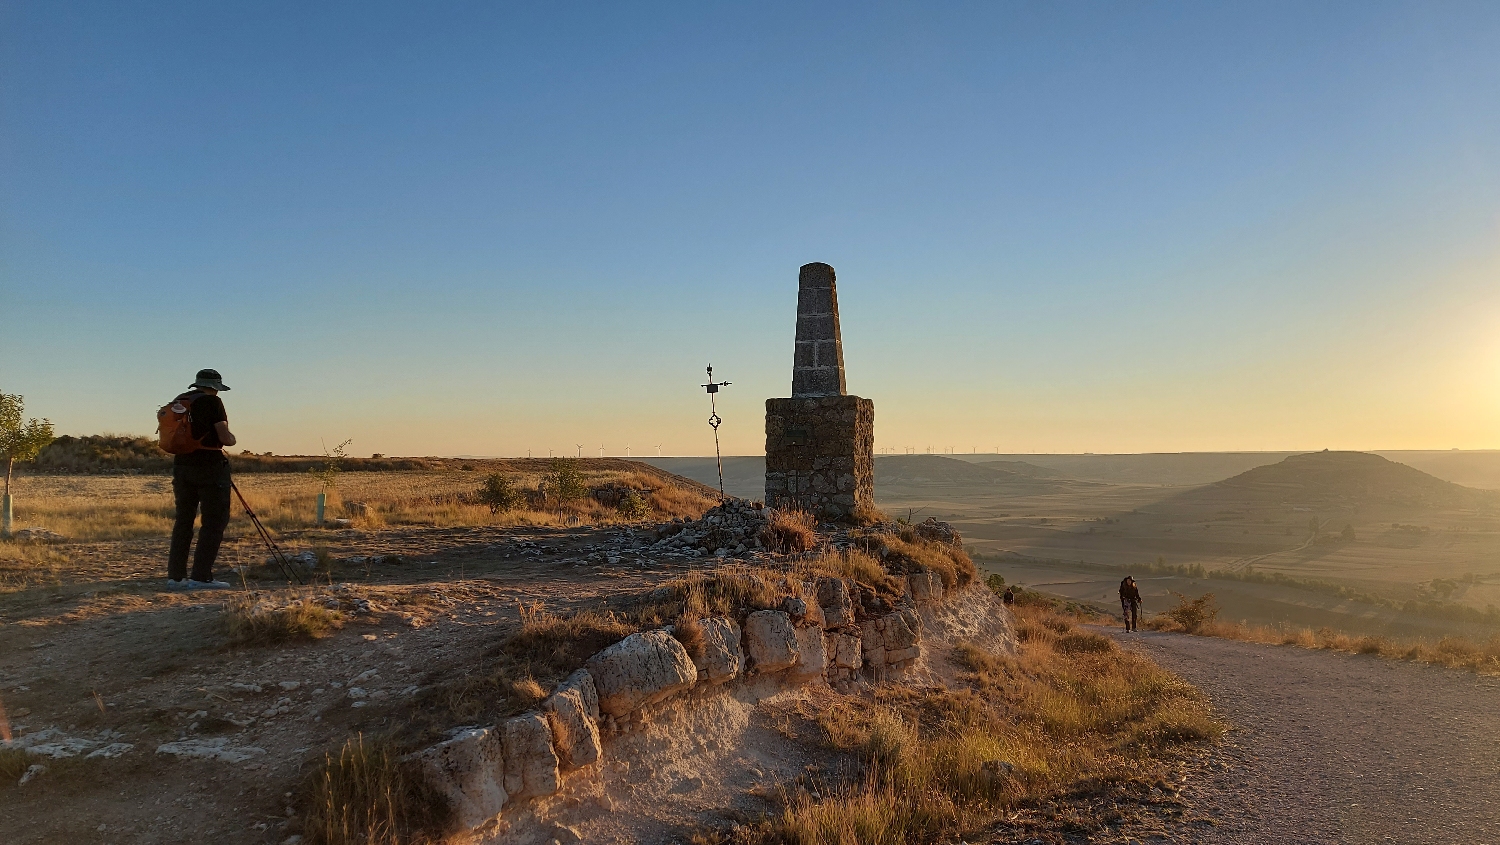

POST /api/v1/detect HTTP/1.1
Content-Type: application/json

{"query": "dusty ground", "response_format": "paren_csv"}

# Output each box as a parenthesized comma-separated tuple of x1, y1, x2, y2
(1105, 628, 1500, 844)
(0, 521, 732, 844)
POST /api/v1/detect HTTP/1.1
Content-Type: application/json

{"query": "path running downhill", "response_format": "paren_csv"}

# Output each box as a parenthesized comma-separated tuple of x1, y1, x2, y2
(1111, 629, 1500, 844)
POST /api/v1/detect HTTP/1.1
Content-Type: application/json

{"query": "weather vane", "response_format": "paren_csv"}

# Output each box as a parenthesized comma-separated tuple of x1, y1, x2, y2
(703, 364, 731, 500)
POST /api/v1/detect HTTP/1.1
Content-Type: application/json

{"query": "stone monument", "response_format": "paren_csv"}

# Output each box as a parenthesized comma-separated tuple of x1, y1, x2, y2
(764, 262, 875, 520)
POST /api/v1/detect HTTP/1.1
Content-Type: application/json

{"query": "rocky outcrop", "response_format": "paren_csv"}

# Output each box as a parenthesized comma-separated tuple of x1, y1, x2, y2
(407, 727, 507, 829)
(410, 561, 1014, 834)
(502, 713, 560, 799)
(544, 670, 602, 769)
(650, 499, 768, 557)
(694, 617, 745, 684)
(585, 630, 699, 716)
(743, 610, 799, 672)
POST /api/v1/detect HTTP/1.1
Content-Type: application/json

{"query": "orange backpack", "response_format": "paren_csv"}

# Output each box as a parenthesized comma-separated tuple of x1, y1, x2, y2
(157, 392, 207, 455)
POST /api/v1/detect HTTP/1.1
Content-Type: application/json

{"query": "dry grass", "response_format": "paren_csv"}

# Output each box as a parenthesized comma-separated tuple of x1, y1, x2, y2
(0, 543, 66, 594)
(713, 603, 1222, 845)
(759, 508, 819, 554)
(302, 734, 450, 845)
(222, 593, 344, 646)
(0, 468, 715, 543)
(794, 548, 904, 597)
(1145, 592, 1500, 674)
(1, 746, 33, 784)
(875, 534, 977, 590)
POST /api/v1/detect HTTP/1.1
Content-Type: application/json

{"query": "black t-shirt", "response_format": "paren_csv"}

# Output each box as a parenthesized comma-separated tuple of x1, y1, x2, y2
(174, 391, 229, 467)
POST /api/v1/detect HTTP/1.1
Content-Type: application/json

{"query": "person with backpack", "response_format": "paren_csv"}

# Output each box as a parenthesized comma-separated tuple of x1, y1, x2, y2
(158, 369, 238, 589)
(1119, 576, 1142, 631)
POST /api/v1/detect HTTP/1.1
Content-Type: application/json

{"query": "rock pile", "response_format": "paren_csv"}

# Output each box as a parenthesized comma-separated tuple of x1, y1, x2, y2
(649, 498, 769, 557)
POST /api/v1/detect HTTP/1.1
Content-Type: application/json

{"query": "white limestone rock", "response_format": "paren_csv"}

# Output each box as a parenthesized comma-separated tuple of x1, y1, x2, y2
(545, 671, 602, 769)
(584, 630, 699, 716)
(908, 571, 944, 604)
(816, 577, 855, 627)
(406, 727, 507, 830)
(693, 617, 745, 684)
(501, 712, 560, 799)
(787, 623, 829, 682)
(743, 610, 799, 672)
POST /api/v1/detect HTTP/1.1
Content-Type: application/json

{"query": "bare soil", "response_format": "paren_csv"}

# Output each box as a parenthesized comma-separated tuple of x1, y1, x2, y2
(1106, 628, 1500, 843)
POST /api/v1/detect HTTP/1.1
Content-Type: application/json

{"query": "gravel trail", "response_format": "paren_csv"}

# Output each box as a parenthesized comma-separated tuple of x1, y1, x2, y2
(1111, 630, 1500, 843)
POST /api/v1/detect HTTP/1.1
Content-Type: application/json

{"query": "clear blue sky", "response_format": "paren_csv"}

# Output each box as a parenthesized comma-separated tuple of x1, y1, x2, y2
(4, 2, 1499, 456)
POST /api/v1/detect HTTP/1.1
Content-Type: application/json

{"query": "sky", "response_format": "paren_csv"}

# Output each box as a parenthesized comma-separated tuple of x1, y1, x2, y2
(3, 1, 1499, 457)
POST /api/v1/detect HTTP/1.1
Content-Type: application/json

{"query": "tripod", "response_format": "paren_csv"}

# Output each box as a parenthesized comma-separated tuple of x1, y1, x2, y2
(230, 482, 305, 585)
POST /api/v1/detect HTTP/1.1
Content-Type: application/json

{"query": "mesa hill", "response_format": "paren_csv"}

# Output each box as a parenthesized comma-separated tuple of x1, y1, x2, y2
(1197, 450, 1496, 509)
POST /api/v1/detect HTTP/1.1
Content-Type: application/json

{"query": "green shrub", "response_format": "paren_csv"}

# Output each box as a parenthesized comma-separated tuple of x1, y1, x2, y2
(476, 473, 523, 514)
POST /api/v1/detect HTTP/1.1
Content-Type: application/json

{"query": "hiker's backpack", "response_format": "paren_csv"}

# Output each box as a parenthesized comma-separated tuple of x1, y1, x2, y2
(157, 393, 206, 455)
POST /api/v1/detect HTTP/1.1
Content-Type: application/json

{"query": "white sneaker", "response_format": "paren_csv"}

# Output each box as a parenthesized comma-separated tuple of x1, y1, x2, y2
(165, 579, 190, 590)
(187, 579, 232, 590)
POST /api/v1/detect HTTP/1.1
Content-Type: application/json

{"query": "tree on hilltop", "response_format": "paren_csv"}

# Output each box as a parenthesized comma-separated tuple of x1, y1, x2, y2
(1, 392, 56, 537)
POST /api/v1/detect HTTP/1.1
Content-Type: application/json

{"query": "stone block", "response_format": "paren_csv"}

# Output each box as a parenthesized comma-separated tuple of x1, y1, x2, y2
(743, 610, 799, 672)
(817, 577, 855, 627)
(788, 623, 829, 682)
(501, 712, 560, 800)
(694, 617, 744, 684)
(544, 672, 602, 770)
(827, 632, 863, 670)
(765, 395, 875, 521)
(908, 571, 943, 604)
(406, 727, 507, 830)
(584, 630, 699, 716)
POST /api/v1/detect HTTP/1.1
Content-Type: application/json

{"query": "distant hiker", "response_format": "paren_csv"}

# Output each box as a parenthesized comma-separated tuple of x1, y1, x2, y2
(1120, 576, 1142, 631)
(158, 369, 237, 590)
(1002, 587, 1015, 606)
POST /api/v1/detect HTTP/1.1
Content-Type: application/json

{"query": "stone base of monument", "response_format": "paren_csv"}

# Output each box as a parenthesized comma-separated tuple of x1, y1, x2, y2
(764, 395, 874, 521)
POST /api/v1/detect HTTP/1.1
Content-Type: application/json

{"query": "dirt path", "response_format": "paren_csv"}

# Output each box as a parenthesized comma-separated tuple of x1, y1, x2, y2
(1110, 629, 1500, 843)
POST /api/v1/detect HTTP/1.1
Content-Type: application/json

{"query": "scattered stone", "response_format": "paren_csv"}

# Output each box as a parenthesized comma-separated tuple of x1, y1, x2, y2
(85, 743, 134, 759)
(406, 727, 507, 830)
(12, 527, 64, 543)
(18, 763, 46, 785)
(501, 712, 560, 799)
(693, 617, 745, 684)
(584, 630, 698, 716)
(743, 610, 799, 672)
(914, 517, 961, 546)
(155, 738, 267, 763)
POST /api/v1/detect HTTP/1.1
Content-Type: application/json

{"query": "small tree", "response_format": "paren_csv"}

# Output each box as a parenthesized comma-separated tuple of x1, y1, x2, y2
(546, 458, 587, 503)
(1, 393, 55, 538)
(1340, 523, 1356, 542)
(477, 473, 523, 514)
(309, 439, 352, 525)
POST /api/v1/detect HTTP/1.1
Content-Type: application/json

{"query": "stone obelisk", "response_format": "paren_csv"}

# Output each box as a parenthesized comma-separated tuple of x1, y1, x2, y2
(764, 263, 875, 520)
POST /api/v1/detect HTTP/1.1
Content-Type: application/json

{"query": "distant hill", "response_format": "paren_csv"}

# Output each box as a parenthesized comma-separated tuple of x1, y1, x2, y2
(874, 454, 1070, 491)
(1196, 451, 1496, 509)
(976, 460, 1069, 479)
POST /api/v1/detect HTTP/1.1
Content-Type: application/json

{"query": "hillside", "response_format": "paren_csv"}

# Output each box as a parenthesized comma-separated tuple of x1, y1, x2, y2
(874, 454, 1070, 491)
(976, 459, 1069, 479)
(1197, 450, 1496, 509)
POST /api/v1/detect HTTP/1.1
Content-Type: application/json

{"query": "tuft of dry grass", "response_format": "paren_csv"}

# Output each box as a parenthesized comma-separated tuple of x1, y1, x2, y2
(1145, 593, 1500, 675)
(759, 508, 819, 554)
(223, 593, 344, 646)
(1, 746, 34, 784)
(302, 734, 450, 845)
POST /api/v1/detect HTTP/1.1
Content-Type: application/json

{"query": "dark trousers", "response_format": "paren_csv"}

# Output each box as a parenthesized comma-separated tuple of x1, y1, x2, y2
(169, 460, 232, 582)
(1122, 599, 1140, 630)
